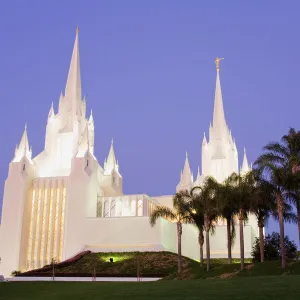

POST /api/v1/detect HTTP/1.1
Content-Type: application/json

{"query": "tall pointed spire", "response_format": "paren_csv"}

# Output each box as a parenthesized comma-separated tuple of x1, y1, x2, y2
(176, 152, 193, 192)
(48, 102, 54, 119)
(202, 132, 207, 146)
(89, 110, 94, 124)
(240, 147, 250, 175)
(64, 27, 82, 116)
(213, 57, 227, 129)
(104, 139, 119, 174)
(13, 125, 32, 162)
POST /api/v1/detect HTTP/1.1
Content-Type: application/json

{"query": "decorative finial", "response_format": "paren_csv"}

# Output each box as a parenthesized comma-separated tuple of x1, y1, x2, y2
(111, 138, 114, 145)
(25, 123, 27, 130)
(244, 146, 246, 153)
(186, 151, 188, 158)
(76, 26, 79, 35)
(215, 57, 224, 71)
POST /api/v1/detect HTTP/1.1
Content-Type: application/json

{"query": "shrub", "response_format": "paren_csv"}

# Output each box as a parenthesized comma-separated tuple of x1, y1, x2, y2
(11, 270, 21, 276)
(252, 232, 297, 262)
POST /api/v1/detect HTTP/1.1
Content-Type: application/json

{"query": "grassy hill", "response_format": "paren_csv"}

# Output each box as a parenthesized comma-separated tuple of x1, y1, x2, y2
(16, 251, 300, 279)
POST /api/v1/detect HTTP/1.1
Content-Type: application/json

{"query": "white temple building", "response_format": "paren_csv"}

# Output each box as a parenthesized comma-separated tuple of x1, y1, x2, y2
(0, 30, 257, 277)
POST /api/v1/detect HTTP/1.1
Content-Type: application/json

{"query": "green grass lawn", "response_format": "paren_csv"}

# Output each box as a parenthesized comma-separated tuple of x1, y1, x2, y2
(1, 276, 300, 300)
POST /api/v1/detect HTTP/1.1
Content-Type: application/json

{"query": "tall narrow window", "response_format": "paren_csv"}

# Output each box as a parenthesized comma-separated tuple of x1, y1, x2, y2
(110, 199, 116, 217)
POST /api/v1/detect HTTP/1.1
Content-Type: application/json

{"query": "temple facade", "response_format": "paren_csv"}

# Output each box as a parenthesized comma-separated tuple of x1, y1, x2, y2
(0, 30, 257, 277)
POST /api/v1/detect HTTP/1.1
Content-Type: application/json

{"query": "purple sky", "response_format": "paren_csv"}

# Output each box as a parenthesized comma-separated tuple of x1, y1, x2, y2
(0, 1, 299, 243)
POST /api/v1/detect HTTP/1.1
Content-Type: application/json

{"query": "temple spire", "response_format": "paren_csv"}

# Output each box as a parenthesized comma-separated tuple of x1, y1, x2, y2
(13, 125, 32, 162)
(48, 102, 54, 118)
(64, 27, 82, 115)
(213, 58, 227, 129)
(176, 152, 193, 192)
(202, 132, 207, 146)
(240, 147, 250, 175)
(104, 139, 119, 174)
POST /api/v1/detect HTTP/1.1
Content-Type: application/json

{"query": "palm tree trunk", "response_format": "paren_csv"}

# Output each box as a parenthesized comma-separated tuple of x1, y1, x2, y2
(277, 193, 286, 268)
(205, 228, 210, 272)
(239, 210, 244, 270)
(226, 218, 232, 264)
(204, 214, 210, 272)
(177, 222, 182, 274)
(198, 230, 204, 265)
(258, 225, 264, 262)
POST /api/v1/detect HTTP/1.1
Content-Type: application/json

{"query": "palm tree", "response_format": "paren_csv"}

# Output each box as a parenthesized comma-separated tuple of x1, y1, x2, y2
(225, 172, 255, 270)
(198, 177, 219, 271)
(281, 128, 300, 243)
(149, 191, 192, 274)
(216, 179, 237, 264)
(179, 188, 205, 265)
(250, 176, 276, 262)
(255, 142, 295, 269)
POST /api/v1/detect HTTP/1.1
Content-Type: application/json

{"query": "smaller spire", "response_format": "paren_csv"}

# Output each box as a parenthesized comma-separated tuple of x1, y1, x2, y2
(104, 139, 119, 175)
(202, 132, 207, 146)
(89, 110, 94, 123)
(240, 147, 250, 175)
(13, 125, 32, 162)
(193, 166, 203, 187)
(48, 102, 54, 118)
(176, 152, 193, 192)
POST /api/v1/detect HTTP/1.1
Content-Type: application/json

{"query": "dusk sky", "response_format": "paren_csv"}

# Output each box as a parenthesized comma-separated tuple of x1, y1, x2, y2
(0, 1, 299, 243)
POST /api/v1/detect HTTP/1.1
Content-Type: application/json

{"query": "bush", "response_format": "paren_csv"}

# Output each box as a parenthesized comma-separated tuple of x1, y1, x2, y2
(11, 270, 21, 276)
(252, 232, 297, 262)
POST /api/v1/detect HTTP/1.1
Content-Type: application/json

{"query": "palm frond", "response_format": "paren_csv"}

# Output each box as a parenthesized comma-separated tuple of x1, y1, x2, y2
(149, 206, 176, 227)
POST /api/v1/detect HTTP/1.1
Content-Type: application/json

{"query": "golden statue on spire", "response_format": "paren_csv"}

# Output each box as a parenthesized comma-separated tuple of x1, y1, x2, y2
(215, 57, 224, 71)
(76, 26, 79, 34)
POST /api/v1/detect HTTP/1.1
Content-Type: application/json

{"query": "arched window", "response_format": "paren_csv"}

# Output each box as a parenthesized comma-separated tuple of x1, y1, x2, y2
(137, 200, 143, 216)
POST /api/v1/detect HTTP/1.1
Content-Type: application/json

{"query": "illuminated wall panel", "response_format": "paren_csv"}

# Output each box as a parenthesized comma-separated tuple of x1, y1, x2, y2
(25, 178, 67, 270)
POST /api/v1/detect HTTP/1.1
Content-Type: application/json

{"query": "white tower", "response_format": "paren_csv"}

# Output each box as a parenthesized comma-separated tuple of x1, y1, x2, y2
(0, 126, 34, 277)
(201, 58, 239, 183)
(0, 28, 109, 276)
